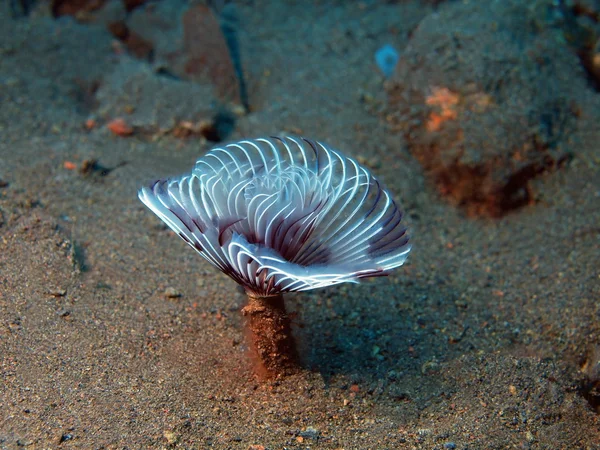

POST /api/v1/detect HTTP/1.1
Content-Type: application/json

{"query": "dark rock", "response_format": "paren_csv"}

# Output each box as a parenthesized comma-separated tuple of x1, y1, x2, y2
(385, 0, 588, 216)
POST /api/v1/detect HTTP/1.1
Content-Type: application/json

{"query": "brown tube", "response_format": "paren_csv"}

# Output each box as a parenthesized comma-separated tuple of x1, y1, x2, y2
(241, 293, 299, 379)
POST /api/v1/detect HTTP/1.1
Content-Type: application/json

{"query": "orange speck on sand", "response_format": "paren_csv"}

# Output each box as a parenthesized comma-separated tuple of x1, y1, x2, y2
(107, 118, 134, 137)
(84, 118, 96, 130)
(427, 112, 449, 132)
(425, 86, 460, 132)
(63, 161, 77, 170)
(426, 86, 460, 108)
(350, 384, 360, 393)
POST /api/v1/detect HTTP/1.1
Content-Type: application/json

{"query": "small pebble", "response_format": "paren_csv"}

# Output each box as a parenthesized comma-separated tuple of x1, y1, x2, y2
(107, 118, 134, 137)
(47, 288, 67, 297)
(163, 430, 178, 445)
(59, 433, 73, 443)
(164, 287, 181, 299)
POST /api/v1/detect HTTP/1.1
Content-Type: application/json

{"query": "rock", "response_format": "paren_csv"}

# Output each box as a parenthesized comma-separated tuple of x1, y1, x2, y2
(125, 1, 241, 104)
(385, 0, 586, 216)
(180, 4, 240, 102)
(95, 57, 216, 132)
(299, 426, 320, 440)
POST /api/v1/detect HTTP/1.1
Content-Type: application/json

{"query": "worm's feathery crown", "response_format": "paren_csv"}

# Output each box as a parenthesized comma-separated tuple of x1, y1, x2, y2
(139, 136, 411, 297)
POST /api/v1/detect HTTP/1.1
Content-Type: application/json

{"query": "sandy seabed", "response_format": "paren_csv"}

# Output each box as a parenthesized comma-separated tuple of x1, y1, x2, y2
(1, 1, 599, 448)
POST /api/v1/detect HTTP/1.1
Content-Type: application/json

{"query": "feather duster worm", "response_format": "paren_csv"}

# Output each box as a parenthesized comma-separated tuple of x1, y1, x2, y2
(139, 136, 411, 378)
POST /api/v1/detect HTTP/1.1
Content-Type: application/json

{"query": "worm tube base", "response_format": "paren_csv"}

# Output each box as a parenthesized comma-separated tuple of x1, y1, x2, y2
(241, 293, 299, 379)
